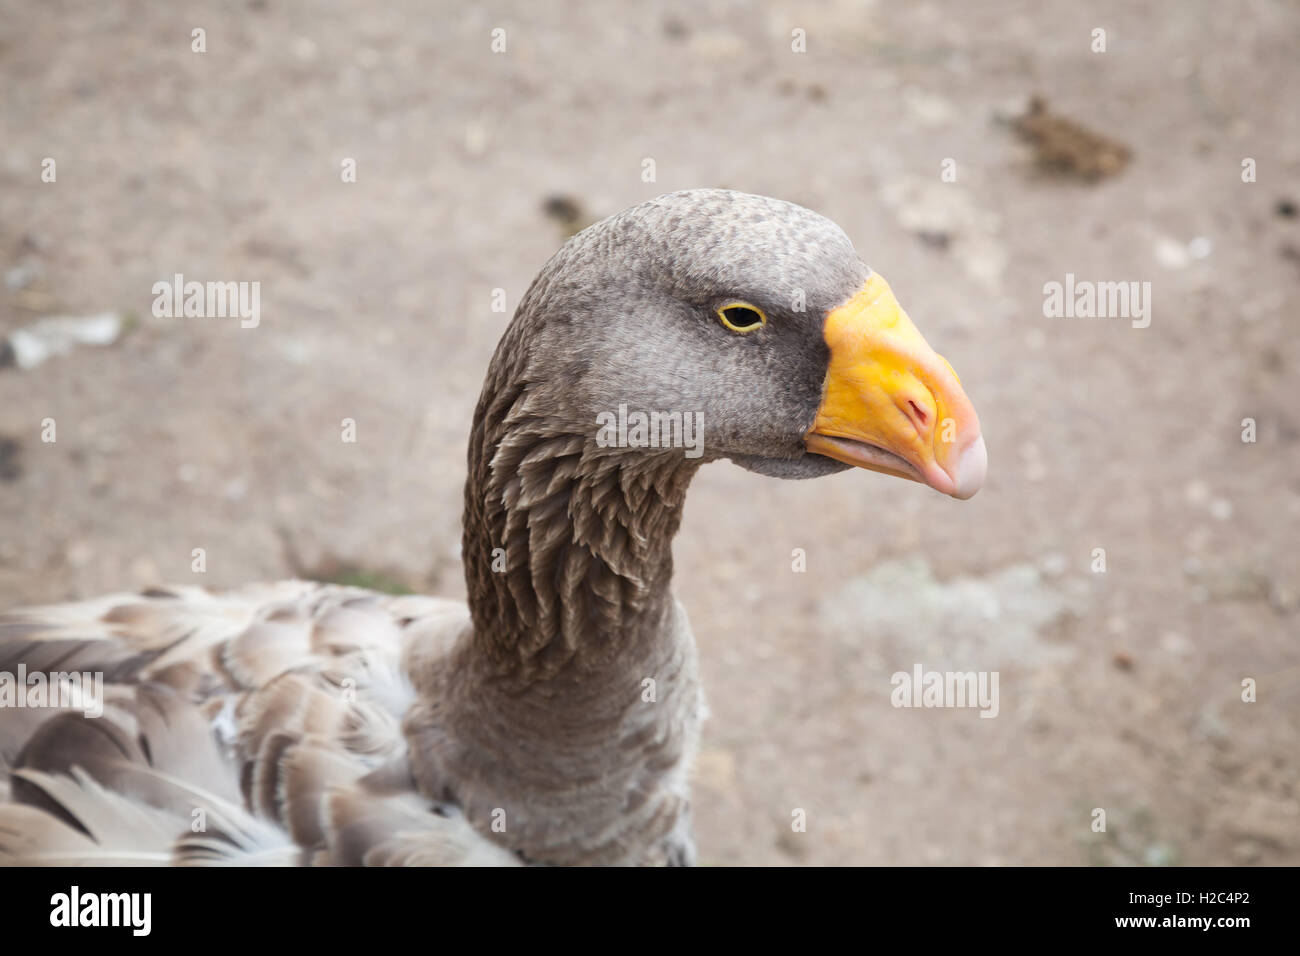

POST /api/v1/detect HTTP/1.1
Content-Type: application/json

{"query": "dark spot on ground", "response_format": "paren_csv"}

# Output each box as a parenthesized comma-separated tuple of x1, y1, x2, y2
(1011, 95, 1132, 182)
(542, 194, 591, 237)
(0, 436, 21, 481)
(662, 16, 688, 41)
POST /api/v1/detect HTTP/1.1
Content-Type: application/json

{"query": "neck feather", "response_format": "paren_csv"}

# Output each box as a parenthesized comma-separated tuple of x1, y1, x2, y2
(402, 369, 704, 863)
(460, 374, 699, 686)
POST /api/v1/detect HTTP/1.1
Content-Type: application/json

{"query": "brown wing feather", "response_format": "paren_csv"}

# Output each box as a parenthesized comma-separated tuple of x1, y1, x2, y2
(0, 581, 503, 866)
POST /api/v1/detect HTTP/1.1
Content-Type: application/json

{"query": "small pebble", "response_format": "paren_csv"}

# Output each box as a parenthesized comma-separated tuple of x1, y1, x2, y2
(66, 540, 94, 567)
(4, 262, 41, 290)
(224, 477, 249, 501)
(130, 557, 160, 584)
(1041, 553, 1068, 576)
(464, 123, 488, 157)
(1155, 238, 1190, 270)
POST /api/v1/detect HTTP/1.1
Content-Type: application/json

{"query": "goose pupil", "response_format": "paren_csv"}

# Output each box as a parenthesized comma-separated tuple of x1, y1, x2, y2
(726, 307, 761, 328)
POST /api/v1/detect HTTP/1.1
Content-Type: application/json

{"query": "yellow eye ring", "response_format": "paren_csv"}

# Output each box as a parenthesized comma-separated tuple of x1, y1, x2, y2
(716, 301, 767, 333)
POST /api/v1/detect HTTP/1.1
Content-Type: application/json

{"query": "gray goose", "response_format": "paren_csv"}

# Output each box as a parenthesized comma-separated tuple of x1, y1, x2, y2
(0, 189, 985, 866)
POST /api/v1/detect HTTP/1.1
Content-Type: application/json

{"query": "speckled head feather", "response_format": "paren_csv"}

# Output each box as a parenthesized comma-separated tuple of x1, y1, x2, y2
(482, 190, 871, 475)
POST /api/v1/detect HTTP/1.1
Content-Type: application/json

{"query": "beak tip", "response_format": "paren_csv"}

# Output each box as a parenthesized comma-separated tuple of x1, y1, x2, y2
(948, 434, 987, 500)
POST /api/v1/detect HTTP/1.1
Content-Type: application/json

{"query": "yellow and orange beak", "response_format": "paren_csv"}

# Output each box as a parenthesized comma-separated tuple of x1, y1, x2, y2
(805, 274, 987, 499)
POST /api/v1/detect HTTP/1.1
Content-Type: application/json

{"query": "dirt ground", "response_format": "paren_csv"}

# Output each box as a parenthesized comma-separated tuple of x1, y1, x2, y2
(1, 0, 1297, 865)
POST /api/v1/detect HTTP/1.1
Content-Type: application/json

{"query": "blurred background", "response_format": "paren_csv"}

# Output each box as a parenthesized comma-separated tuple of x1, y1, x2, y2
(1, 0, 1296, 864)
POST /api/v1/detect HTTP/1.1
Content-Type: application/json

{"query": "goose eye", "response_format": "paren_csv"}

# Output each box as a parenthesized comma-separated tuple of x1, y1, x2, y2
(717, 302, 767, 333)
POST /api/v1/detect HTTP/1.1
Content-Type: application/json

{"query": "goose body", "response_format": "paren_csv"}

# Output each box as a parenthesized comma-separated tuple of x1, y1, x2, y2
(0, 190, 985, 866)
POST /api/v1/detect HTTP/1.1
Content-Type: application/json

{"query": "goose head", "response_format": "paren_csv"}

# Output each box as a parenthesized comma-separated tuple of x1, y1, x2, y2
(505, 188, 986, 498)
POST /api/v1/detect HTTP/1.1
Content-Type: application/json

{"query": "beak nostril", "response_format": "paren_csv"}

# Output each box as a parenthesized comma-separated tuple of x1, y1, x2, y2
(907, 399, 928, 427)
